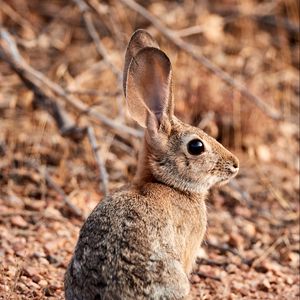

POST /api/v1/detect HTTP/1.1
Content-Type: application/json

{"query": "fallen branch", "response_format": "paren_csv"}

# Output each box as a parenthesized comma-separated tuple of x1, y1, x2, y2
(42, 168, 84, 219)
(22, 160, 84, 219)
(6, 59, 86, 142)
(73, 0, 122, 82)
(0, 27, 142, 138)
(87, 126, 109, 196)
(196, 257, 228, 267)
(119, 0, 282, 121)
(206, 241, 253, 266)
(0, 210, 66, 222)
(191, 271, 222, 282)
(251, 236, 284, 268)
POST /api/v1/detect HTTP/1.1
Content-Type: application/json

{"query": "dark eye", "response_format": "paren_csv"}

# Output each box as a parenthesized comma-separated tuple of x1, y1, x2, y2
(187, 139, 205, 155)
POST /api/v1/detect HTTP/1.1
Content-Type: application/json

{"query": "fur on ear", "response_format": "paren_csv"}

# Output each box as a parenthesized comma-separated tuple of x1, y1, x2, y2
(123, 29, 159, 97)
(125, 47, 174, 130)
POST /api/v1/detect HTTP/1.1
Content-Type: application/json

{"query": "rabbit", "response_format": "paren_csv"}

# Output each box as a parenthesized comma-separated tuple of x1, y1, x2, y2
(64, 29, 239, 300)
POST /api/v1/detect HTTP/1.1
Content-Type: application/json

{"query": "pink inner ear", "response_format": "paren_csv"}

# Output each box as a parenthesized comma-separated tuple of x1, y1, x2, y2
(134, 50, 171, 120)
(126, 47, 173, 128)
(123, 30, 159, 97)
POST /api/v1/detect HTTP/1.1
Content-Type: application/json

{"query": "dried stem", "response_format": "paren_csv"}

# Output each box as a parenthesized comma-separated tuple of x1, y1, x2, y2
(6, 58, 86, 142)
(73, 0, 122, 82)
(206, 241, 253, 265)
(251, 236, 284, 268)
(0, 27, 142, 138)
(119, 0, 282, 121)
(192, 271, 222, 282)
(24, 161, 84, 219)
(196, 257, 228, 267)
(87, 126, 109, 196)
(42, 168, 83, 219)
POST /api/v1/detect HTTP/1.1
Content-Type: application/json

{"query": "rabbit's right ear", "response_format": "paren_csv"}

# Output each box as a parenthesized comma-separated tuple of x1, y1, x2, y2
(123, 29, 159, 96)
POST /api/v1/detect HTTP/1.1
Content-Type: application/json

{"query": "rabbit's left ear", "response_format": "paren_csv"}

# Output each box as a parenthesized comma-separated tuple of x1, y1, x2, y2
(123, 29, 159, 97)
(125, 47, 174, 133)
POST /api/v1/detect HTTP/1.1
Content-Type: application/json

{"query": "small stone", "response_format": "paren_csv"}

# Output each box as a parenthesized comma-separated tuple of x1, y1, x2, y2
(38, 279, 48, 288)
(286, 277, 294, 285)
(24, 199, 45, 211)
(240, 287, 248, 296)
(23, 266, 37, 277)
(38, 257, 50, 266)
(288, 252, 299, 268)
(44, 240, 59, 253)
(23, 266, 41, 283)
(44, 285, 56, 296)
(257, 278, 271, 292)
(232, 281, 242, 290)
(254, 263, 268, 273)
(26, 280, 40, 289)
(243, 222, 256, 238)
(190, 274, 201, 284)
(228, 232, 243, 249)
(10, 216, 28, 228)
(16, 249, 28, 258)
(256, 144, 272, 162)
(5, 194, 24, 208)
(16, 282, 27, 292)
(226, 263, 237, 274)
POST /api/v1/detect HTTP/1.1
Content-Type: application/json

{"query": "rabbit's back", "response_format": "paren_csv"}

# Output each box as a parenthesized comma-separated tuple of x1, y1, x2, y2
(64, 183, 196, 300)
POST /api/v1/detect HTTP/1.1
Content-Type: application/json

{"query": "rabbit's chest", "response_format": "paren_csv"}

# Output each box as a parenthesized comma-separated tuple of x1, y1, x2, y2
(174, 200, 207, 274)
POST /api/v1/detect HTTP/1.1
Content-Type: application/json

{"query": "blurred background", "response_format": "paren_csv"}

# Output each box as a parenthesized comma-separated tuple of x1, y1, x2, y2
(0, 0, 299, 299)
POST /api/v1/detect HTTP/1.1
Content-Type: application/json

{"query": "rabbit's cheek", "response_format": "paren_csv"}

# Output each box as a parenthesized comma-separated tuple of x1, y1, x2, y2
(203, 174, 222, 189)
(217, 178, 230, 186)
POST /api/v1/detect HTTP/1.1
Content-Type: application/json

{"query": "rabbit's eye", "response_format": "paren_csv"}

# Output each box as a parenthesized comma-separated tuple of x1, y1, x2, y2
(187, 139, 205, 155)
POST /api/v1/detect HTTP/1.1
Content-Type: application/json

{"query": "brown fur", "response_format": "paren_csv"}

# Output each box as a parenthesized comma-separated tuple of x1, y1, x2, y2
(64, 29, 239, 300)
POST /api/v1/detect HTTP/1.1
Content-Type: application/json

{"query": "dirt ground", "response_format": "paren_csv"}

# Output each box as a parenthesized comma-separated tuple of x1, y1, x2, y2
(0, 0, 299, 299)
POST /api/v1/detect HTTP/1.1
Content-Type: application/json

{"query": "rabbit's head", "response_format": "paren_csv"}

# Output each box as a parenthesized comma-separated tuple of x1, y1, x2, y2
(124, 30, 239, 194)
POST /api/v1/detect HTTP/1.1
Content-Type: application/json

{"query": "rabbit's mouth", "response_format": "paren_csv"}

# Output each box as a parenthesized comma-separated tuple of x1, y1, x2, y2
(210, 165, 239, 188)
(219, 167, 239, 184)
(217, 175, 235, 187)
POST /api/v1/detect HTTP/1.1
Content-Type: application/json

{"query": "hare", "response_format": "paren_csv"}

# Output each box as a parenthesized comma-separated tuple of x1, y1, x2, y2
(64, 29, 239, 300)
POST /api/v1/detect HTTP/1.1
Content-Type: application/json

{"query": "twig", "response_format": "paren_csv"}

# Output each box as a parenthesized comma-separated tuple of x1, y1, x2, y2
(113, 137, 135, 156)
(0, 27, 142, 138)
(259, 171, 291, 210)
(11, 259, 25, 294)
(0, 0, 36, 35)
(206, 241, 253, 266)
(22, 159, 83, 219)
(87, 126, 109, 196)
(73, 0, 122, 83)
(66, 87, 120, 97)
(211, 4, 300, 36)
(40, 166, 84, 219)
(7, 60, 86, 142)
(196, 257, 228, 267)
(0, 210, 65, 222)
(176, 25, 204, 38)
(191, 271, 222, 282)
(119, 0, 282, 121)
(206, 241, 241, 256)
(251, 236, 284, 268)
(74, 0, 126, 119)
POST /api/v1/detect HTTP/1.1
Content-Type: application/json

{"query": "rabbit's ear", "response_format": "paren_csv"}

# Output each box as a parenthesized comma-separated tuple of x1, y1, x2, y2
(123, 29, 159, 96)
(126, 47, 173, 131)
